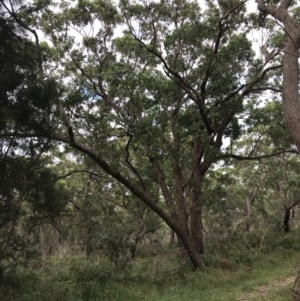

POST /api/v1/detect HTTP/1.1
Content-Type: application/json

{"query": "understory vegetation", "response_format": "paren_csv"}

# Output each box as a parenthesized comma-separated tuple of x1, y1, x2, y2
(2, 0, 300, 300)
(1, 230, 300, 301)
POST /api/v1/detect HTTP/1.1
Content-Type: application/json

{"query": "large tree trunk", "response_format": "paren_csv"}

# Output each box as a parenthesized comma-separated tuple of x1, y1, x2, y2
(190, 139, 206, 255)
(256, 1, 300, 298)
(256, 1, 300, 150)
(282, 35, 300, 297)
(53, 135, 205, 269)
(173, 162, 191, 260)
(283, 199, 300, 233)
(282, 38, 300, 151)
(173, 163, 189, 236)
(189, 198, 204, 254)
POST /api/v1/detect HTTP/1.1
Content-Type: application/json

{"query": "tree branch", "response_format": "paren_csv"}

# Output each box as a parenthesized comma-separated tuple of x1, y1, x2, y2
(124, 19, 214, 134)
(279, 0, 293, 9)
(53, 170, 102, 182)
(147, 151, 177, 218)
(124, 116, 147, 192)
(59, 193, 84, 211)
(1, 0, 43, 79)
(286, 198, 300, 211)
(256, 0, 295, 26)
(223, 148, 298, 161)
(58, 101, 75, 145)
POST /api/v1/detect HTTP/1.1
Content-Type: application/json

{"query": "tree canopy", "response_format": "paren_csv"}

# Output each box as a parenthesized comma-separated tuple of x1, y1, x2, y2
(1, 0, 300, 271)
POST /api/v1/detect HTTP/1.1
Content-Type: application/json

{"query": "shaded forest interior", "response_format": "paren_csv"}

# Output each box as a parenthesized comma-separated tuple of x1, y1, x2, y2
(2, 0, 300, 300)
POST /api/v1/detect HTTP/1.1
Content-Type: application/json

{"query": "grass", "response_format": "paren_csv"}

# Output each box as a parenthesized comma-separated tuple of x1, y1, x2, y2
(1, 237, 300, 301)
(138, 250, 299, 301)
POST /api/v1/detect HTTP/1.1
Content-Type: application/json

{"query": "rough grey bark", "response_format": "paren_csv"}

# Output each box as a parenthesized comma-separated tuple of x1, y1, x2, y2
(256, 0, 300, 151)
(256, 0, 300, 298)
(283, 199, 300, 233)
(189, 138, 207, 255)
(245, 187, 259, 231)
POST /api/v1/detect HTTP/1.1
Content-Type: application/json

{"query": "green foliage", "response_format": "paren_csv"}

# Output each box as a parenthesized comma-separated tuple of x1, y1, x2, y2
(1, 243, 300, 301)
(263, 231, 300, 251)
(2, 0, 300, 275)
(0, 151, 69, 281)
(92, 214, 136, 267)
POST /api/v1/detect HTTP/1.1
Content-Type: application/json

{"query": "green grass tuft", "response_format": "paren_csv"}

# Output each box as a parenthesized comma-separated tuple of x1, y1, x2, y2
(1, 239, 300, 301)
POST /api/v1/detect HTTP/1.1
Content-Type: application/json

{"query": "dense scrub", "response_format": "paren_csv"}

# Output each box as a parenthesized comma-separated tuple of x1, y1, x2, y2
(1, 230, 300, 301)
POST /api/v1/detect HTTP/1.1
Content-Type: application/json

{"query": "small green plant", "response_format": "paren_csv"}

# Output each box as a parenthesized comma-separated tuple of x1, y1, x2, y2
(2, 230, 300, 301)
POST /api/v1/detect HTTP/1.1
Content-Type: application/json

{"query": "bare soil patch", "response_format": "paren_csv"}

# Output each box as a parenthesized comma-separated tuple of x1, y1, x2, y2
(237, 276, 295, 300)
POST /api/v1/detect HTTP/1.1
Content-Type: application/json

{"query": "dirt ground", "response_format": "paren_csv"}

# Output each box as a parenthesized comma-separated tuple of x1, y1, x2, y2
(237, 276, 295, 300)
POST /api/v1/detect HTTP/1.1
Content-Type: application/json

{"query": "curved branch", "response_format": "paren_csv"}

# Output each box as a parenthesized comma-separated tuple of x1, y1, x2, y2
(250, 87, 282, 93)
(59, 193, 84, 211)
(1, 0, 43, 78)
(53, 170, 102, 182)
(256, 0, 295, 27)
(125, 22, 214, 134)
(223, 148, 298, 161)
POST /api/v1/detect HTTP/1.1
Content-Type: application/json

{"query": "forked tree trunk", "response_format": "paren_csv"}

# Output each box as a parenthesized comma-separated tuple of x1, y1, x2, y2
(53, 135, 205, 269)
(190, 139, 206, 255)
(283, 199, 300, 233)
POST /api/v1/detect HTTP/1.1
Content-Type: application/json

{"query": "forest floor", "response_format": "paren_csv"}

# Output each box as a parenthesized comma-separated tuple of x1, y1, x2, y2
(237, 276, 295, 301)
(1, 245, 300, 301)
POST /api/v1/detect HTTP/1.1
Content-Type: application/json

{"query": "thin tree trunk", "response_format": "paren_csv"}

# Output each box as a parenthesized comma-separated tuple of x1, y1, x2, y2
(169, 229, 175, 245)
(283, 206, 291, 233)
(245, 196, 251, 232)
(245, 186, 259, 232)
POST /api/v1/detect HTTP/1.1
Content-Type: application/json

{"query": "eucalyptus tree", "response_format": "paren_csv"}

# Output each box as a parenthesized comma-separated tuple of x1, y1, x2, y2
(0, 0, 62, 275)
(255, 1, 300, 296)
(231, 100, 299, 233)
(256, 0, 300, 152)
(54, 153, 163, 260)
(0, 0, 288, 269)
(203, 100, 298, 236)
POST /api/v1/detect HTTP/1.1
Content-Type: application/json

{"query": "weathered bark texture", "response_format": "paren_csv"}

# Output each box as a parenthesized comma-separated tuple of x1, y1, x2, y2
(245, 187, 259, 231)
(256, 0, 300, 298)
(190, 138, 206, 255)
(257, 0, 300, 150)
(283, 199, 300, 232)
